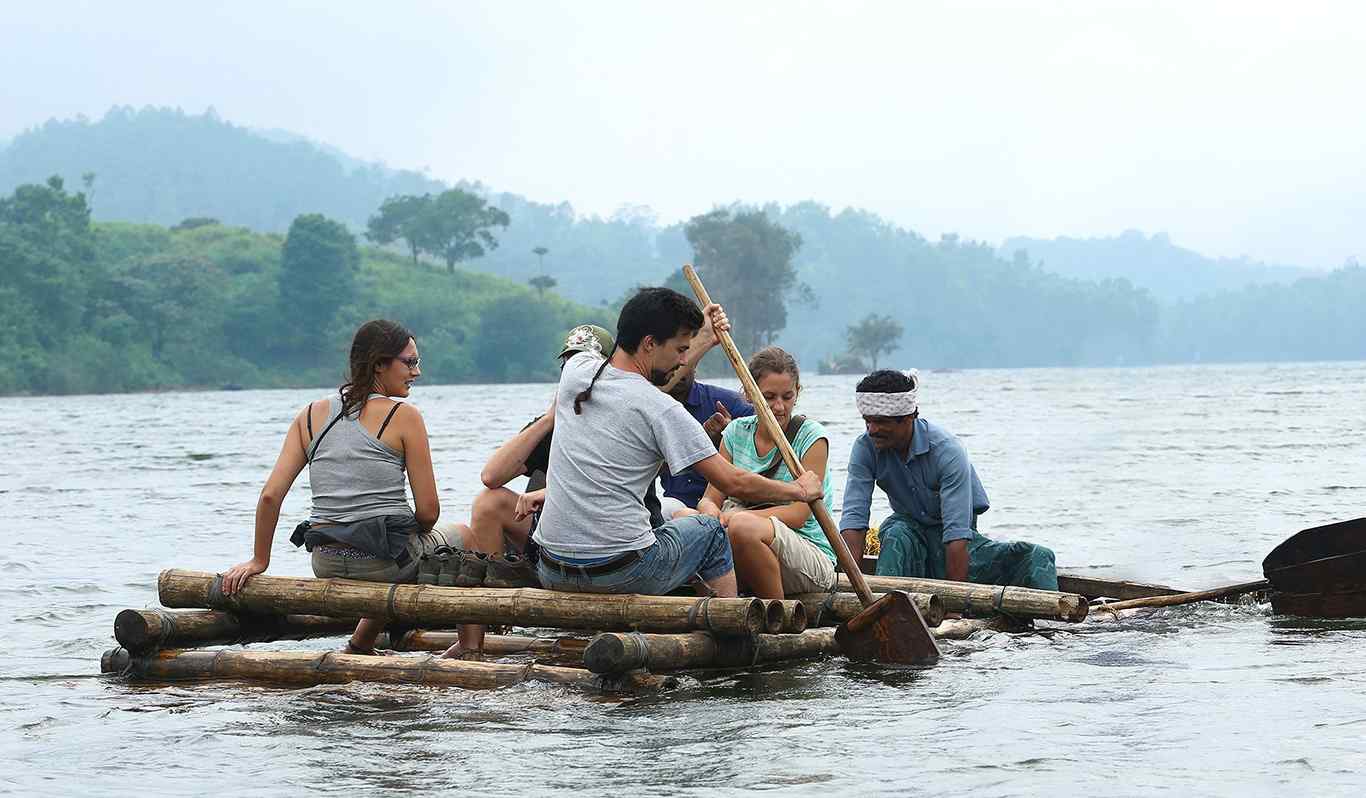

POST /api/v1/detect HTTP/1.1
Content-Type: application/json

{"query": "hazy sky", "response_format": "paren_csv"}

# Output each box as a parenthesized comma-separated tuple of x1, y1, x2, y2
(2, 1, 1362, 267)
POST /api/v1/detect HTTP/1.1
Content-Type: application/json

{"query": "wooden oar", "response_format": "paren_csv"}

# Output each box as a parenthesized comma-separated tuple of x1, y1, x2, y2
(1091, 517, 1366, 618)
(682, 264, 939, 666)
(1088, 579, 1270, 615)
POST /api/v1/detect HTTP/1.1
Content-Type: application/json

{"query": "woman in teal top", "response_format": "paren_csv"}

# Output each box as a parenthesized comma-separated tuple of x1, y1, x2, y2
(697, 347, 837, 598)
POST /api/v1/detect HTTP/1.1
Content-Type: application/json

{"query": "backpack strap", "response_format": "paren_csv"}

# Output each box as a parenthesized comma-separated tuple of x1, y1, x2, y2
(757, 415, 806, 479)
(307, 404, 348, 464)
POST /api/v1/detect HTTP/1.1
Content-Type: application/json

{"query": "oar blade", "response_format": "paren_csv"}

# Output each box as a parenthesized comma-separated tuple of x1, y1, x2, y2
(834, 590, 941, 666)
(1263, 517, 1366, 594)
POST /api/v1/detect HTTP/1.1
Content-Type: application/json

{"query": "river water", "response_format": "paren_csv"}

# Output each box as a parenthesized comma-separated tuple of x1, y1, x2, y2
(3, 362, 1364, 796)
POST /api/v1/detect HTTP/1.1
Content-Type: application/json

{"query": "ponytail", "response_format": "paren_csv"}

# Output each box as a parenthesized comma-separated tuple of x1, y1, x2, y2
(573, 344, 616, 414)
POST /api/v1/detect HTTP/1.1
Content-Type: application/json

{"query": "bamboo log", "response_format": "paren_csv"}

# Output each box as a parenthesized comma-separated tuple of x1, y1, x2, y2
(792, 592, 945, 628)
(1088, 579, 1270, 615)
(114, 608, 357, 654)
(159, 570, 769, 636)
(836, 573, 1088, 622)
(100, 647, 669, 692)
(386, 632, 589, 661)
(583, 629, 841, 674)
(582, 614, 1028, 674)
(760, 600, 808, 634)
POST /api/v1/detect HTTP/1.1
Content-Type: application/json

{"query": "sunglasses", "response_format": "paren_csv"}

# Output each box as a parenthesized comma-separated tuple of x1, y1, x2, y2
(396, 355, 421, 370)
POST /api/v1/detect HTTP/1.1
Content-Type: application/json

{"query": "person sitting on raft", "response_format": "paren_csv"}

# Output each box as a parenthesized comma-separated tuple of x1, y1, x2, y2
(221, 319, 455, 654)
(444, 324, 656, 592)
(524, 287, 823, 598)
(694, 346, 837, 599)
(655, 315, 754, 519)
(838, 369, 1059, 591)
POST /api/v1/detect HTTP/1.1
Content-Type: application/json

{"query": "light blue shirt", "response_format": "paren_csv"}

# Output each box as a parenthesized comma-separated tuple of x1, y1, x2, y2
(838, 417, 990, 543)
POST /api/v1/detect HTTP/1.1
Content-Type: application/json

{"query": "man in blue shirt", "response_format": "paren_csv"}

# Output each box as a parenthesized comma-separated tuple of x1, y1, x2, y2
(838, 369, 1058, 590)
(656, 319, 754, 517)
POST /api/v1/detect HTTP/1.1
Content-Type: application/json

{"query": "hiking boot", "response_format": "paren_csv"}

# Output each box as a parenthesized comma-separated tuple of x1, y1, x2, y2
(435, 547, 458, 587)
(483, 553, 540, 589)
(418, 546, 449, 585)
(452, 550, 489, 588)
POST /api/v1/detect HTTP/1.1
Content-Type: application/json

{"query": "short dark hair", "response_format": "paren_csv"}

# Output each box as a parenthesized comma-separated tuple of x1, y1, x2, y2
(856, 369, 916, 394)
(616, 287, 703, 354)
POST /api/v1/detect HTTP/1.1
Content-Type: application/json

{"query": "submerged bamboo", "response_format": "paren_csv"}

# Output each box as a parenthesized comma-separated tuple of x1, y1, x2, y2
(113, 609, 357, 654)
(836, 574, 1088, 622)
(792, 591, 945, 628)
(100, 647, 668, 692)
(386, 632, 589, 661)
(159, 569, 768, 636)
(583, 629, 841, 674)
(582, 613, 1022, 674)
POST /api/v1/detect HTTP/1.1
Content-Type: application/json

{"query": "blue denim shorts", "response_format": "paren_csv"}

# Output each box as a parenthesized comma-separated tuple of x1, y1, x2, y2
(536, 515, 734, 595)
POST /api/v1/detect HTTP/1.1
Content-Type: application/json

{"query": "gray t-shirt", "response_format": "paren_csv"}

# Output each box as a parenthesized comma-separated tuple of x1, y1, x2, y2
(534, 352, 716, 556)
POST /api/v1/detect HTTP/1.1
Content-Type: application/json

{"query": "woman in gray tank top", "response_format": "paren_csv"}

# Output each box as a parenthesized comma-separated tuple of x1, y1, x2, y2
(220, 319, 453, 654)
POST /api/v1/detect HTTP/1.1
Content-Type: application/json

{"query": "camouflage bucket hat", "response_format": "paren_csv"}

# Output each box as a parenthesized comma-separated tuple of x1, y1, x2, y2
(558, 324, 615, 360)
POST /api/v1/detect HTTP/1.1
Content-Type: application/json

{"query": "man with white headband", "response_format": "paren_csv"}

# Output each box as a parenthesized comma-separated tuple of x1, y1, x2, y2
(839, 369, 1058, 590)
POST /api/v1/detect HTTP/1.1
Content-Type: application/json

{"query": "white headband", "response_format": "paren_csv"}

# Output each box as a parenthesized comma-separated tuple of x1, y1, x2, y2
(855, 369, 919, 417)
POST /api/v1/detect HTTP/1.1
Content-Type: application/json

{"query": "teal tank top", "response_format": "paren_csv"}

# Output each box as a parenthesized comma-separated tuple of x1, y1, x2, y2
(721, 416, 835, 561)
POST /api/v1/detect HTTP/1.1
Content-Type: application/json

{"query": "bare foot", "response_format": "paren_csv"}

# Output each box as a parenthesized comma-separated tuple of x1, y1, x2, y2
(440, 643, 485, 661)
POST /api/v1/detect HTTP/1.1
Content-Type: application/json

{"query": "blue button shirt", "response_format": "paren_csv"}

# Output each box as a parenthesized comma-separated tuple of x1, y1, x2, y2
(839, 417, 989, 543)
(659, 380, 754, 507)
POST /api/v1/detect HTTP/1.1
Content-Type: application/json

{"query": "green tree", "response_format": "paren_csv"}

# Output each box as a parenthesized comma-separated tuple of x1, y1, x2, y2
(278, 214, 359, 360)
(0, 176, 95, 342)
(845, 313, 904, 370)
(683, 208, 804, 353)
(528, 274, 557, 297)
(366, 194, 432, 264)
(415, 189, 510, 273)
(533, 245, 549, 273)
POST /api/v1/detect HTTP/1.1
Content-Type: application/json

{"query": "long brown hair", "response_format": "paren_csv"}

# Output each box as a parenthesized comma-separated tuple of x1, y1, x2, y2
(339, 319, 414, 418)
(748, 346, 800, 389)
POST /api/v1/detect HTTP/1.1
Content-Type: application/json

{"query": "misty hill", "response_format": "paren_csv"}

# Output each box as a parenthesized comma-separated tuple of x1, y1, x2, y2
(0, 106, 675, 308)
(1001, 231, 1313, 302)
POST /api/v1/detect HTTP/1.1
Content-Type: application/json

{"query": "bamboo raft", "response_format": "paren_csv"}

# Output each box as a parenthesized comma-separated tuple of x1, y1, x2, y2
(110, 552, 1326, 693)
(102, 567, 1066, 692)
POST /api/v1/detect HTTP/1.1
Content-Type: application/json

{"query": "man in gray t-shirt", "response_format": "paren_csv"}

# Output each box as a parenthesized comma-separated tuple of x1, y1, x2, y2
(531, 287, 822, 598)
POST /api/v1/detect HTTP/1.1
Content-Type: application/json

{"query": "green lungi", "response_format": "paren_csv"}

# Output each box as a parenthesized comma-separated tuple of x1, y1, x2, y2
(874, 512, 1058, 591)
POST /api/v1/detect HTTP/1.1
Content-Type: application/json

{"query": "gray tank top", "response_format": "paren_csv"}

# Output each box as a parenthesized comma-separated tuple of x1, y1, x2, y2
(308, 396, 414, 524)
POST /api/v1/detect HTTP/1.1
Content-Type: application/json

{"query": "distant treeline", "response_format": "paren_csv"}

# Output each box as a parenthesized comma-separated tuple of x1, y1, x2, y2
(2, 106, 1365, 397)
(0, 178, 610, 395)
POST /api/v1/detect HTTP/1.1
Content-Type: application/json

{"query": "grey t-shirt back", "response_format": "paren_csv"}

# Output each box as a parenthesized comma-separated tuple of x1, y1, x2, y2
(534, 352, 716, 556)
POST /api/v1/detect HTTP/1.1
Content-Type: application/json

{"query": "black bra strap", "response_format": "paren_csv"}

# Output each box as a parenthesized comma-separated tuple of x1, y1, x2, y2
(376, 402, 403, 440)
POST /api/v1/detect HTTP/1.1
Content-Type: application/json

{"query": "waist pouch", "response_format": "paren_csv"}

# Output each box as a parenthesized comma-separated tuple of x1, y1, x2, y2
(290, 514, 419, 568)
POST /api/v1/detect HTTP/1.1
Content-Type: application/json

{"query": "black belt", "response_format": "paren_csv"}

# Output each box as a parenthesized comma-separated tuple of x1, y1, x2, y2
(539, 549, 641, 577)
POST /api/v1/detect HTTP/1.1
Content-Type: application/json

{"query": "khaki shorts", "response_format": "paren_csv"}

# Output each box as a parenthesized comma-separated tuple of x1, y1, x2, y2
(767, 518, 837, 594)
(310, 526, 455, 583)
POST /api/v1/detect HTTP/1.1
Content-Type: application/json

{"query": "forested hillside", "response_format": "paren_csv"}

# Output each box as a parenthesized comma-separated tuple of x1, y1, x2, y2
(3, 107, 1364, 397)
(0, 177, 610, 395)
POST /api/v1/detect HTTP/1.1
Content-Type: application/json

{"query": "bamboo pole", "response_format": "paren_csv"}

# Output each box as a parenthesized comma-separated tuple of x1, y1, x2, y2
(792, 591, 945, 628)
(159, 570, 769, 636)
(760, 600, 808, 634)
(582, 617, 1020, 673)
(100, 647, 669, 692)
(1088, 579, 1270, 615)
(583, 629, 841, 674)
(386, 632, 589, 661)
(682, 266, 880, 608)
(114, 609, 357, 654)
(836, 573, 1088, 622)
